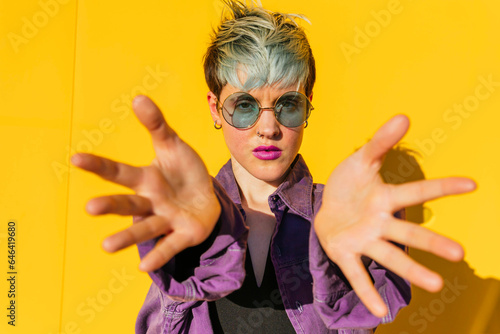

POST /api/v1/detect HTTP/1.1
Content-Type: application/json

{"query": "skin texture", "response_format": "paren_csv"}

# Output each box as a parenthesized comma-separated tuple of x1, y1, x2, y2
(207, 81, 311, 205)
(71, 95, 222, 273)
(313, 114, 475, 317)
(71, 92, 476, 319)
(207, 81, 313, 287)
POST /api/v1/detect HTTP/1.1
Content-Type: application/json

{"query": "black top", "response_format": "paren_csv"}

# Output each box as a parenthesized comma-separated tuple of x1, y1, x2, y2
(208, 246, 295, 333)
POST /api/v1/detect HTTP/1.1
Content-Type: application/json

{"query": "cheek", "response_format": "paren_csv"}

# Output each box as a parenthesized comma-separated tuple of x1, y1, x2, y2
(222, 128, 249, 152)
(282, 129, 304, 150)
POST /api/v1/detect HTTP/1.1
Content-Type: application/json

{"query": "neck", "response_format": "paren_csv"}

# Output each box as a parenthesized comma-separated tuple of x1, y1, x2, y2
(231, 158, 289, 209)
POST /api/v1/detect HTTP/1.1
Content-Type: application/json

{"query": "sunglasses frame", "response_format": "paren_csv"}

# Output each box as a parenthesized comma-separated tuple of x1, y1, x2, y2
(216, 90, 314, 129)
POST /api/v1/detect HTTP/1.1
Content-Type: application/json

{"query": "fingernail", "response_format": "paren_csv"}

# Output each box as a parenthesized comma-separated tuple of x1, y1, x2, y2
(102, 239, 112, 252)
(466, 181, 477, 191)
(450, 244, 464, 260)
(133, 95, 146, 108)
(71, 154, 81, 165)
(139, 260, 150, 272)
(375, 303, 387, 317)
(426, 275, 443, 291)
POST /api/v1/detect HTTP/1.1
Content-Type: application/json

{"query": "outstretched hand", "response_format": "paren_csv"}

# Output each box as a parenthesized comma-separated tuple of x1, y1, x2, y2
(71, 95, 221, 272)
(314, 115, 476, 318)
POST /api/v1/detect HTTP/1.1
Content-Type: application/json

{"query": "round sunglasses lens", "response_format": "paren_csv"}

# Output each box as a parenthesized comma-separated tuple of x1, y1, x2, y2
(222, 93, 260, 128)
(276, 92, 310, 127)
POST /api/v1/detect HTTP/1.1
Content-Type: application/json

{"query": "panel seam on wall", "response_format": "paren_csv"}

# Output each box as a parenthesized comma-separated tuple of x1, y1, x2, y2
(58, 0, 79, 333)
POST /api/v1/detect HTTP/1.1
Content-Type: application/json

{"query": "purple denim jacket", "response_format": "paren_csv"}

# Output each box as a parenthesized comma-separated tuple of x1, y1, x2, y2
(135, 154, 411, 333)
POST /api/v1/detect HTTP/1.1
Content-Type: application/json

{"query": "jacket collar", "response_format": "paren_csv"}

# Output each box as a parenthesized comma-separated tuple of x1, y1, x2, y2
(215, 154, 314, 221)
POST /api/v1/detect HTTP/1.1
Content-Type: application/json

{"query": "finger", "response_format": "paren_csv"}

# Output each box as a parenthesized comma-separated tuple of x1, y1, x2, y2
(102, 215, 172, 253)
(336, 256, 388, 318)
(364, 240, 443, 292)
(383, 218, 464, 262)
(362, 114, 409, 165)
(139, 231, 189, 272)
(132, 95, 178, 151)
(71, 153, 143, 189)
(133, 215, 147, 223)
(86, 194, 153, 216)
(390, 177, 477, 210)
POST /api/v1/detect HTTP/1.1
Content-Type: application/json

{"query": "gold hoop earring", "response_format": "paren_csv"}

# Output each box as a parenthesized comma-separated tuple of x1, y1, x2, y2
(304, 121, 308, 128)
(214, 121, 222, 130)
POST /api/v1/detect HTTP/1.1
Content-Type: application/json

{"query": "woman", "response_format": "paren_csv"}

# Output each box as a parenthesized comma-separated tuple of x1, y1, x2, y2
(71, 1, 476, 333)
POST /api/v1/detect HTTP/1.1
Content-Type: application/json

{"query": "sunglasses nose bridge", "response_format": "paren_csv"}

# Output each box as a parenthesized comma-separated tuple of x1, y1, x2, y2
(254, 106, 281, 128)
(258, 106, 280, 121)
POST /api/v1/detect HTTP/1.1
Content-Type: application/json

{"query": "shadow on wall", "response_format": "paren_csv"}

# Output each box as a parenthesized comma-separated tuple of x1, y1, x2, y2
(375, 147, 500, 334)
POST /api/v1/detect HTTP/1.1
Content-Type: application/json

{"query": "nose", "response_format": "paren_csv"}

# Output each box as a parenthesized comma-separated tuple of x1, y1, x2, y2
(255, 108, 280, 138)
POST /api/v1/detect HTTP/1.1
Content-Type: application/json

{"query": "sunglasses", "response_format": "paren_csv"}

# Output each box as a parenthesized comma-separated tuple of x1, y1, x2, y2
(217, 91, 313, 129)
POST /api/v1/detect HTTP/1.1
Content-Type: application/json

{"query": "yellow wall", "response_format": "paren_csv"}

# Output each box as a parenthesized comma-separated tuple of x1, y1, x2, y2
(1, 0, 498, 333)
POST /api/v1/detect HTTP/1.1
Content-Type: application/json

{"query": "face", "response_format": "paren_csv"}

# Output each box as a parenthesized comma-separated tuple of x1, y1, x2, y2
(208, 76, 313, 186)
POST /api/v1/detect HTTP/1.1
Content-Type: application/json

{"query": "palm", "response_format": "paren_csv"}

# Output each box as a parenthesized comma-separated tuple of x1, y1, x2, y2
(71, 95, 220, 272)
(314, 115, 476, 318)
(321, 151, 389, 226)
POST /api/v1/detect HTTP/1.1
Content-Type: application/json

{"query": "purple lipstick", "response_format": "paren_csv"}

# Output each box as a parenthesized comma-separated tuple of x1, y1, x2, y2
(253, 145, 282, 160)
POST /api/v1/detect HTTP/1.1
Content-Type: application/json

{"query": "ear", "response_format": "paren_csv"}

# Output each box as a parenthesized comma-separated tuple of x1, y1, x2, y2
(207, 91, 222, 126)
(308, 91, 313, 102)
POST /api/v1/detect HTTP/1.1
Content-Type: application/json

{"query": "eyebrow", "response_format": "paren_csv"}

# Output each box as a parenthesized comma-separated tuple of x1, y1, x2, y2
(237, 91, 299, 105)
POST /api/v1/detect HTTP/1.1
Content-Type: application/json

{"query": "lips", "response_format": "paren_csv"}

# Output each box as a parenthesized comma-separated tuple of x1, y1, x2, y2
(253, 146, 281, 152)
(252, 146, 282, 160)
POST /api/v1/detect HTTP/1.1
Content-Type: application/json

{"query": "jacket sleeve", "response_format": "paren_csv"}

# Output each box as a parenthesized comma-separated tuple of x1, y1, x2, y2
(309, 185, 411, 331)
(136, 176, 248, 302)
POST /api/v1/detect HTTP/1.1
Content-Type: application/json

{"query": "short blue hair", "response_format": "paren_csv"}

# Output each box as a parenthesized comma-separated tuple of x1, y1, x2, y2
(203, 0, 316, 99)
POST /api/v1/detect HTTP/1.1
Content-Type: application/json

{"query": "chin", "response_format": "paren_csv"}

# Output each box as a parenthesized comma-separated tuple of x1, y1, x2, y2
(249, 159, 291, 183)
